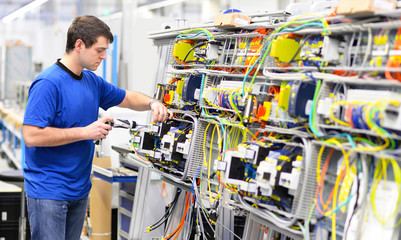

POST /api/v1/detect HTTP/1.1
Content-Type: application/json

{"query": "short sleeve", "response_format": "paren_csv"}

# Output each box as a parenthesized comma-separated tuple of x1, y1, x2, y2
(98, 76, 126, 110)
(23, 79, 58, 128)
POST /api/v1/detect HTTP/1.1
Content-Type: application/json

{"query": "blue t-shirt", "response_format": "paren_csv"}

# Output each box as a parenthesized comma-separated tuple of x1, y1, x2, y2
(23, 60, 126, 200)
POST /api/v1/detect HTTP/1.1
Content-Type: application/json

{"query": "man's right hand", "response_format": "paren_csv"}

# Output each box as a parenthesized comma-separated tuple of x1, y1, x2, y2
(84, 117, 114, 140)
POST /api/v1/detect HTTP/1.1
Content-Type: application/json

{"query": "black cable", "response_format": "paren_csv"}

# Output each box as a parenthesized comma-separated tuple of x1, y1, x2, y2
(148, 189, 182, 231)
(288, 35, 311, 65)
(183, 42, 208, 63)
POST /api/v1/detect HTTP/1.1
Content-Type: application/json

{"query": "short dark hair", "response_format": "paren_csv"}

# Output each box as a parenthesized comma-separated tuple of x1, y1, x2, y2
(65, 15, 114, 53)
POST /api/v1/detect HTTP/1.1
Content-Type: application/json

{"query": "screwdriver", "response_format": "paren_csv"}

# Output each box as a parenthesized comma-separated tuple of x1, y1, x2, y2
(94, 119, 137, 157)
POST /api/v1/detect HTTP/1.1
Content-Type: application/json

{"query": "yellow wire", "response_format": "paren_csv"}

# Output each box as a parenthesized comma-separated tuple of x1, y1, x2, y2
(365, 100, 399, 136)
(354, 138, 390, 152)
(234, 127, 241, 147)
(203, 88, 222, 108)
(208, 124, 218, 203)
(244, 127, 256, 141)
(315, 138, 350, 240)
(329, 101, 351, 127)
(214, 123, 222, 197)
(200, 122, 211, 199)
(203, 123, 211, 166)
(370, 157, 401, 227)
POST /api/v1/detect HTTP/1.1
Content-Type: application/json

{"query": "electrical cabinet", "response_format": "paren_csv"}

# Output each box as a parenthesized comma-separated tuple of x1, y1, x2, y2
(118, 7, 401, 240)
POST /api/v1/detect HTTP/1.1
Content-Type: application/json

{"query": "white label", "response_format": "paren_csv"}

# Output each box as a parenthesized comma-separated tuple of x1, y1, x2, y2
(151, 125, 159, 132)
(132, 136, 141, 143)
(216, 161, 227, 171)
(1, 211, 6, 221)
(240, 182, 248, 191)
(247, 183, 258, 194)
(153, 151, 162, 159)
(372, 50, 387, 56)
(305, 100, 312, 116)
(389, 49, 401, 56)
(194, 88, 201, 100)
(234, 17, 249, 26)
(238, 49, 247, 55)
(373, 0, 394, 10)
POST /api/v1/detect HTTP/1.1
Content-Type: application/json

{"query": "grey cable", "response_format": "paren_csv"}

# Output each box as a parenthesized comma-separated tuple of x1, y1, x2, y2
(359, 28, 372, 75)
(238, 195, 300, 232)
(347, 32, 356, 67)
(181, 113, 198, 180)
(351, 31, 363, 67)
(215, 220, 244, 240)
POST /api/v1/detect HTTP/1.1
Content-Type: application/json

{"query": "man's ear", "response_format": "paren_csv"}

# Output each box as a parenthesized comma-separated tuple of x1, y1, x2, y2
(75, 39, 85, 52)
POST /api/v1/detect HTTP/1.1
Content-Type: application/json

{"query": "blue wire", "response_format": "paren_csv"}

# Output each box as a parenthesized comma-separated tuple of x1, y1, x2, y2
(170, 126, 184, 133)
(307, 76, 322, 137)
(177, 30, 212, 41)
(331, 193, 354, 214)
(177, 31, 204, 40)
(172, 162, 184, 172)
(190, 166, 203, 207)
(334, 133, 356, 148)
(280, 23, 324, 33)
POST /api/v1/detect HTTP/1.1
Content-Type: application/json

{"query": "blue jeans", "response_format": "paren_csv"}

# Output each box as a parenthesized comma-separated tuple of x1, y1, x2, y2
(27, 195, 88, 240)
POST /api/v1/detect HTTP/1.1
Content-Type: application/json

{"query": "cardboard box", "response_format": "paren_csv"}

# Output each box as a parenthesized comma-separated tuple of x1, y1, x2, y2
(90, 156, 112, 240)
(213, 13, 251, 27)
(337, 0, 396, 15)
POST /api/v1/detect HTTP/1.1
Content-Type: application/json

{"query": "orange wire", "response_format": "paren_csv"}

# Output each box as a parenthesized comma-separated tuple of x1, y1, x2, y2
(174, 193, 192, 240)
(319, 149, 335, 209)
(251, 131, 260, 141)
(165, 192, 191, 240)
(253, 97, 258, 117)
(217, 172, 237, 192)
(314, 148, 349, 215)
(132, 142, 149, 162)
(386, 57, 401, 82)
(161, 181, 168, 198)
(315, 167, 346, 216)
(346, 105, 355, 128)
(314, 148, 334, 215)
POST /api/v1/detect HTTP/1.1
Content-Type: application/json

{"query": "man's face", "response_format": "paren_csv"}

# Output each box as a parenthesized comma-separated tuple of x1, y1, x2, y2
(79, 36, 108, 71)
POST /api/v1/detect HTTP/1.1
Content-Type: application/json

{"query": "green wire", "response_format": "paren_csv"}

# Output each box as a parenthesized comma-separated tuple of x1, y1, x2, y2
(248, 39, 273, 89)
(304, 202, 316, 240)
(177, 28, 213, 41)
(353, 137, 375, 146)
(246, 17, 329, 95)
(230, 92, 244, 124)
(369, 108, 396, 149)
(309, 79, 322, 137)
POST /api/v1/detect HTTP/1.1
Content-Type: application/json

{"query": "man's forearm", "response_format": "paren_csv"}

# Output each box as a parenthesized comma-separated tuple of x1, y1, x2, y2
(118, 91, 153, 110)
(23, 125, 86, 147)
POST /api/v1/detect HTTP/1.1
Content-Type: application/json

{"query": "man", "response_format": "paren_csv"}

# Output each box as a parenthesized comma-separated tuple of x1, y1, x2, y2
(22, 15, 171, 240)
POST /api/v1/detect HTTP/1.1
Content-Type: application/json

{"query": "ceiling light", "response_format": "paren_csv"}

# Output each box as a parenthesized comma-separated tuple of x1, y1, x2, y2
(137, 0, 186, 11)
(2, 0, 49, 23)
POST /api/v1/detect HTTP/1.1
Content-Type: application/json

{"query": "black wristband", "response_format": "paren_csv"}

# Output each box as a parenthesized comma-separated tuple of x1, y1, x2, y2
(149, 99, 161, 109)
